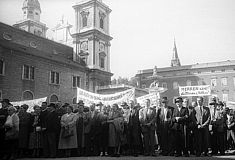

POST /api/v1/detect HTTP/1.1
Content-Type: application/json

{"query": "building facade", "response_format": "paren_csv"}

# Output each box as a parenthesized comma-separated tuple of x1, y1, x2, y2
(0, 0, 113, 103)
(135, 41, 235, 106)
(0, 22, 87, 103)
(72, 0, 113, 92)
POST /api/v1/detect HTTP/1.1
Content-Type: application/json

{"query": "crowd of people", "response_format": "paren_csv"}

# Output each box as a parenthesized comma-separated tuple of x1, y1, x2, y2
(0, 96, 234, 160)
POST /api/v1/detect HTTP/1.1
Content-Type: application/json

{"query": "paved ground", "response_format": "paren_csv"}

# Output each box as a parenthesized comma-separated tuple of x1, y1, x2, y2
(21, 155, 235, 160)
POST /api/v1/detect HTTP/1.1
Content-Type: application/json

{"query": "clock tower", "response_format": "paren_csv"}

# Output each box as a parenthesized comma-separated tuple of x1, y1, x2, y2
(72, 0, 113, 92)
(13, 0, 48, 37)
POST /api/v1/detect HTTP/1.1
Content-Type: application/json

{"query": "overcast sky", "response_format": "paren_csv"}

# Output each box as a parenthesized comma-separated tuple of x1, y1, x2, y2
(0, 0, 235, 79)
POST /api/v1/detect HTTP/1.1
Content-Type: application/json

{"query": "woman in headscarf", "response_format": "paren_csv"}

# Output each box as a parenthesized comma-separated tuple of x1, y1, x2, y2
(3, 105, 19, 160)
(107, 103, 123, 157)
(18, 104, 31, 158)
(28, 105, 42, 157)
(58, 105, 77, 157)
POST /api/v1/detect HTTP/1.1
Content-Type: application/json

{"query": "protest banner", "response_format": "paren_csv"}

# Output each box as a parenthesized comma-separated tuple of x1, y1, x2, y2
(227, 101, 235, 110)
(77, 88, 135, 106)
(136, 93, 158, 106)
(179, 85, 211, 97)
(11, 97, 47, 112)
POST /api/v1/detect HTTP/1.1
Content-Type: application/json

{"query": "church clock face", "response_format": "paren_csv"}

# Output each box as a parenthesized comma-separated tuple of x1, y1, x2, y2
(81, 41, 88, 50)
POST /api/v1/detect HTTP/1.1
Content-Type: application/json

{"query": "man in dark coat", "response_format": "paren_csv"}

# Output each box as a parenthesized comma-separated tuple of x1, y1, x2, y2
(42, 103, 60, 158)
(128, 100, 142, 156)
(139, 99, 156, 156)
(183, 98, 197, 155)
(0, 99, 10, 158)
(194, 97, 211, 156)
(171, 97, 189, 157)
(156, 97, 173, 156)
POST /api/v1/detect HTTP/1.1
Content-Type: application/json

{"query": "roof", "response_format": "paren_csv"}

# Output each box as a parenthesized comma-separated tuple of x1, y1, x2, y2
(137, 60, 235, 75)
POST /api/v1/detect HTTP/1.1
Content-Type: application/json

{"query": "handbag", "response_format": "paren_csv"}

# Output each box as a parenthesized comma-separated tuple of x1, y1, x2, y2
(5, 128, 19, 140)
(62, 126, 74, 138)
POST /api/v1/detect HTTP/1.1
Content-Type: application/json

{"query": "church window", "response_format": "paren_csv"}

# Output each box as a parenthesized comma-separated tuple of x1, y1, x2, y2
(162, 82, 167, 89)
(0, 59, 5, 75)
(72, 97, 77, 104)
(100, 57, 105, 68)
(100, 18, 104, 29)
(50, 94, 59, 103)
(211, 78, 217, 87)
(186, 80, 191, 86)
(22, 65, 34, 80)
(50, 71, 60, 85)
(72, 76, 81, 88)
(99, 12, 106, 29)
(81, 11, 89, 28)
(99, 52, 106, 69)
(173, 81, 178, 89)
(221, 77, 227, 86)
(22, 90, 34, 100)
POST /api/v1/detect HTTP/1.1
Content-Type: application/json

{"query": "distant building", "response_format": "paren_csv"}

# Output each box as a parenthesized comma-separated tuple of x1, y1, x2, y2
(135, 40, 235, 106)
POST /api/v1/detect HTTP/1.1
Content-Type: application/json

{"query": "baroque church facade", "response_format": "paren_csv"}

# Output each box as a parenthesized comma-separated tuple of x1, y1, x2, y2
(0, 0, 112, 103)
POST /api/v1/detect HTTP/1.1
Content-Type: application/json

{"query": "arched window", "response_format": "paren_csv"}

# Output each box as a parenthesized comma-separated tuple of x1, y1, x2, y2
(100, 17, 104, 29)
(72, 97, 77, 104)
(82, 16, 87, 27)
(22, 90, 33, 100)
(186, 80, 191, 86)
(50, 94, 58, 103)
(173, 81, 178, 89)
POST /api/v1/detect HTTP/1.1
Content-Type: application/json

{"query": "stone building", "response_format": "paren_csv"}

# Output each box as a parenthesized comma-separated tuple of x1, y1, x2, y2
(0, 0, 113, 103)
(135, 41, 235, 106)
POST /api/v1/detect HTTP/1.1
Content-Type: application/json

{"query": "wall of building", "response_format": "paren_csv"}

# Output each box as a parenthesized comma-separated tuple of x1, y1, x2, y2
(0, 45, 86, 103)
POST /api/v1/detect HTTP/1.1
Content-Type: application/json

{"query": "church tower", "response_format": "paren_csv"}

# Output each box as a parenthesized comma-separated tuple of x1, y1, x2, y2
(171, 39, 181, 67)
(72, 0, 113, 92)
(13, 0, 48, 37)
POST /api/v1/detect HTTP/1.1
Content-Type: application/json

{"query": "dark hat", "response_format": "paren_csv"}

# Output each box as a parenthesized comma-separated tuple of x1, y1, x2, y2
(209, 97, 218, 105)
(175, 97, 183, 103)
(1, 99, 10, 104)
(225, 107, 230, 112)
(77, 100, 84, 106)
(120, 102, 128, 106)
(161, 97, 168, 103)
(218, 101, 224, 106)
(48, 103, 56, 108)
(96, 102, 103, 106)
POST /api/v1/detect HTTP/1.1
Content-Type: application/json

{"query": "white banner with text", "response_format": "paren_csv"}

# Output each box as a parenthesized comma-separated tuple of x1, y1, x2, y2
(77, 88, 135, 106)
(179, 85, 211, 97)
(11, 97, 47, 112)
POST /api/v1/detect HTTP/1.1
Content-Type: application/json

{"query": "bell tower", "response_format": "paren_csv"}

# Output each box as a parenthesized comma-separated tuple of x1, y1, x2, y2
(13, 0, 48, 37)
(72, 0, 113, 92)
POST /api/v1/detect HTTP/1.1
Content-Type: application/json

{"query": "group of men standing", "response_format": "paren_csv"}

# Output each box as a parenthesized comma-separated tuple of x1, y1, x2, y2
(0, 95, 234, 159)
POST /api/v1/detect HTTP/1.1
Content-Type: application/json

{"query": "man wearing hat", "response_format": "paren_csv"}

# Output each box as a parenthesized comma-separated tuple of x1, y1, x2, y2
(209, 97, 219, 155)
(194, 97, 211, 156)
(156, 97, 173, 156)
(42, 103, 60, 158)
(212, 101, 226, 155)
(139, 99, 156, 156)
(0, 99, 10, 158)
(171, 97, 189, 157)
(128, 100, 142, 156)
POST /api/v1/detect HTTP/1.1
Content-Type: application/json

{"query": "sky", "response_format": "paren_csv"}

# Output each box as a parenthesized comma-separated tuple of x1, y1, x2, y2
(0, 0, 235, 79)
